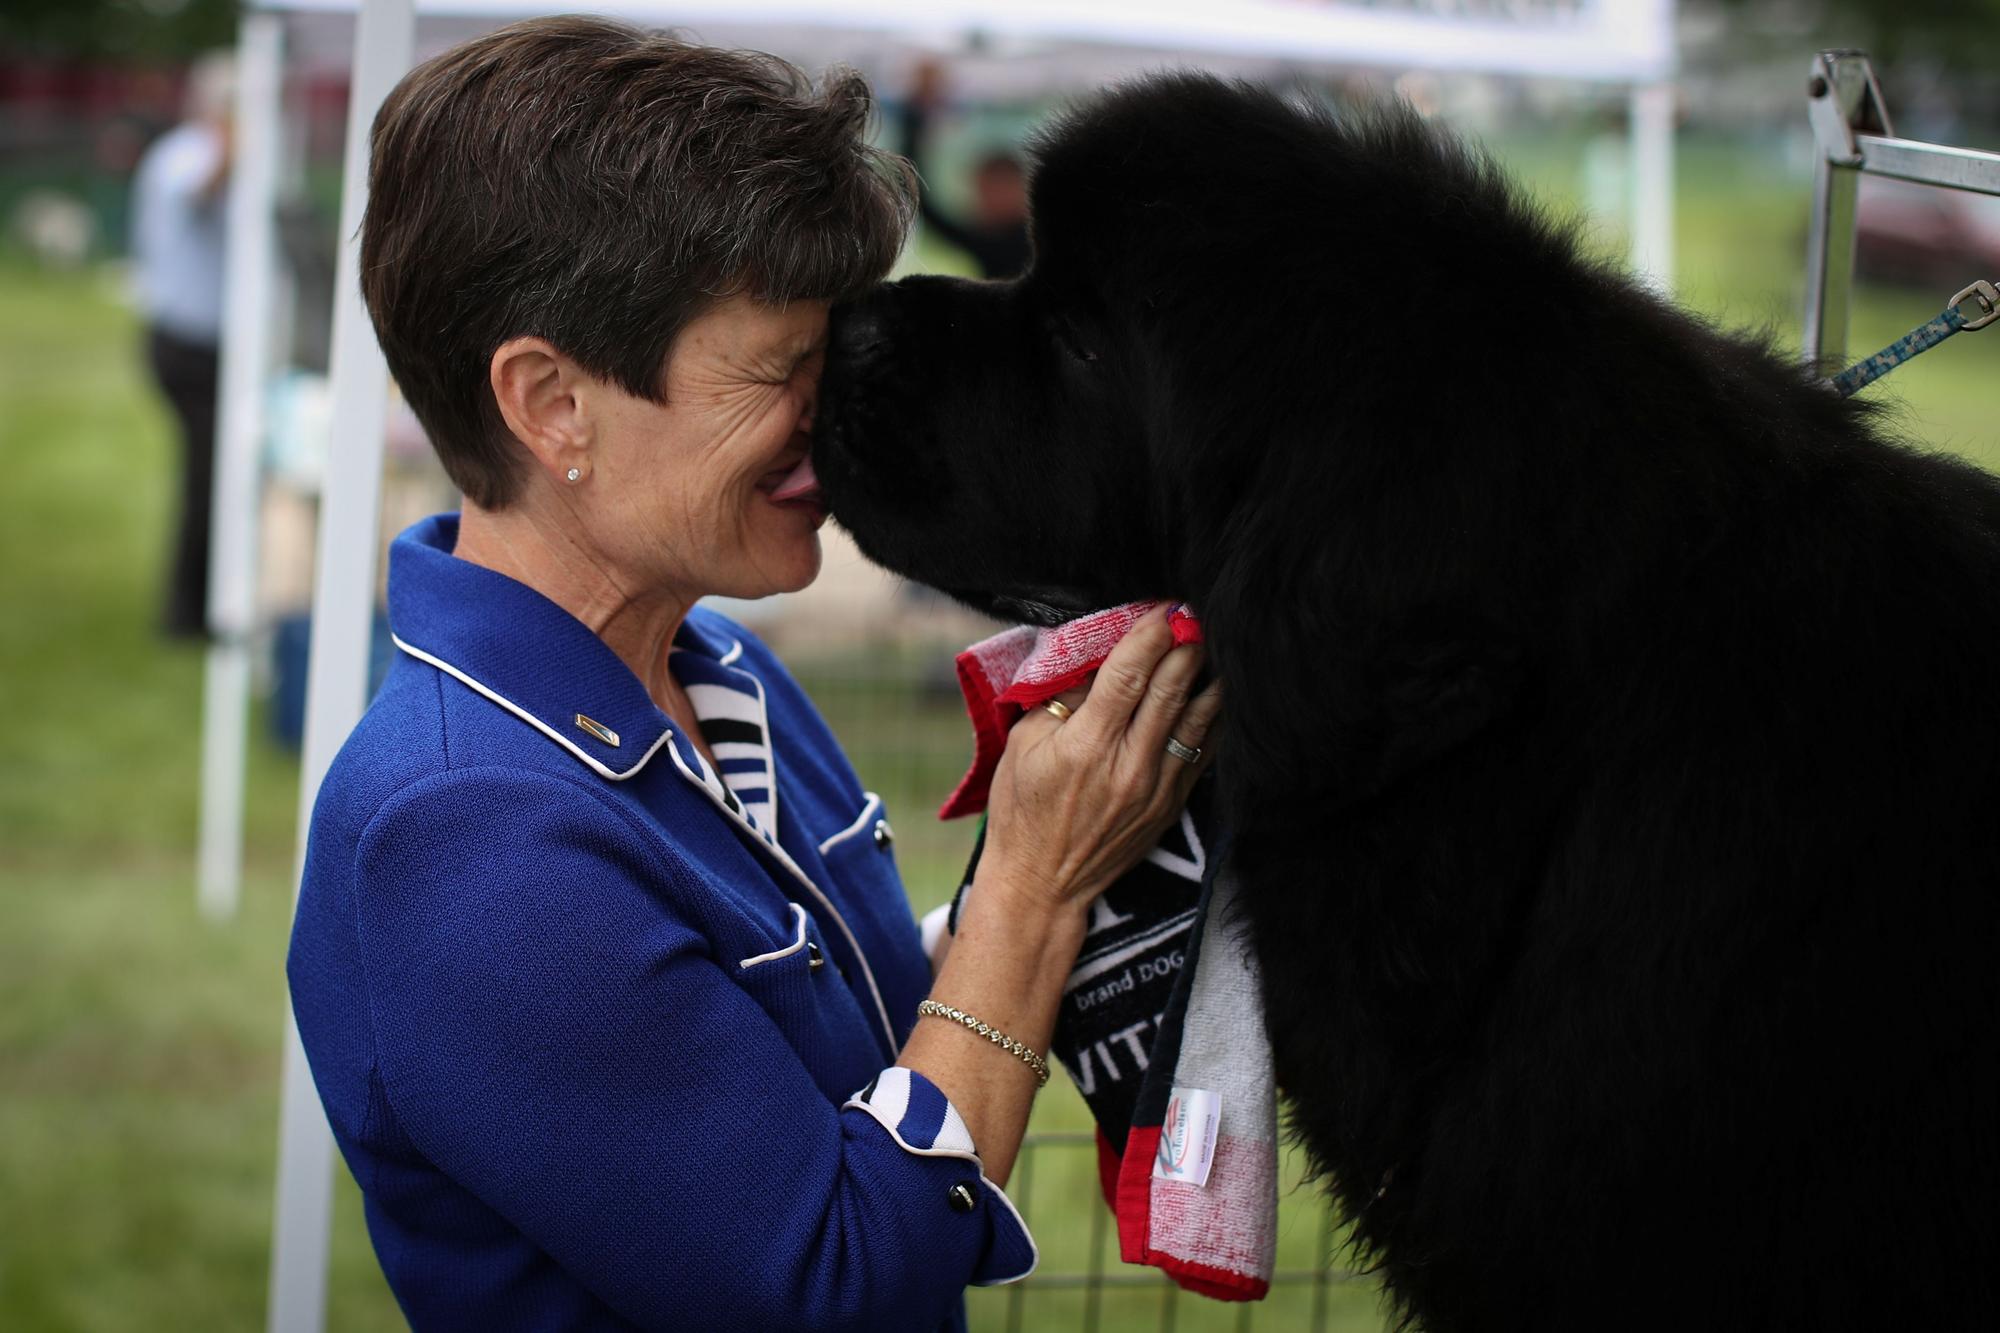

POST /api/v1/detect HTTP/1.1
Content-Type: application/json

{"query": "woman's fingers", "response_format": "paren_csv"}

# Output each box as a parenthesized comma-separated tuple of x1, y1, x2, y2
(1171, 676, 1223, 753)
(1012, 686, 1090, 747)
(1163, 679, 1223, 800)
(981, 613, 1221, 910)
(1123, 641, 1206, 759)
(1048, 686, 1089, 717)
(1068, 605, 1176, 746)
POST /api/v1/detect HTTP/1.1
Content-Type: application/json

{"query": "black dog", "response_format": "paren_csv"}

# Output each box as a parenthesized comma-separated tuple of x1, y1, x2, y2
(814, 76, 1999, 1331)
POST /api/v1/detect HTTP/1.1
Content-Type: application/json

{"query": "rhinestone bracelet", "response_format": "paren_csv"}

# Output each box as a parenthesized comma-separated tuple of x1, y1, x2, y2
(916, 999, 1051, 1087)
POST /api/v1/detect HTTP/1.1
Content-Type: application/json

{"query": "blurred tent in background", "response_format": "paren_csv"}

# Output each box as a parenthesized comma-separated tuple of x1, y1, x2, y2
(6, 0, 1998, 260)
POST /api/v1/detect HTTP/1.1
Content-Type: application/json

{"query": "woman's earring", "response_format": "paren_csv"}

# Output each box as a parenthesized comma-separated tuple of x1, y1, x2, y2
(565, 466, 582, 483)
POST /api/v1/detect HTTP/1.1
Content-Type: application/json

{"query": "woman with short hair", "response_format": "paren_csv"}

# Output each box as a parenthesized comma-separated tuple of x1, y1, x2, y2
(287, 16, 1218, 1330)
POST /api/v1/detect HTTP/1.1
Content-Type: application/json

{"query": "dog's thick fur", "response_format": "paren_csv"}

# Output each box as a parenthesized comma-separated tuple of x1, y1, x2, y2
(813, 76, 2000, 1330)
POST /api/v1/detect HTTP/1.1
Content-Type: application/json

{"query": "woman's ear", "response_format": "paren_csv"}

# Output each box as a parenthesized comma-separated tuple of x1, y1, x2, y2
(490, 337, 592, 485)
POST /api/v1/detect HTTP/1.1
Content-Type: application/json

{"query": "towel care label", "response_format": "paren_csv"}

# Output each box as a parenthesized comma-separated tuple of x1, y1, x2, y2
(1153, 1086, 1222, 1187)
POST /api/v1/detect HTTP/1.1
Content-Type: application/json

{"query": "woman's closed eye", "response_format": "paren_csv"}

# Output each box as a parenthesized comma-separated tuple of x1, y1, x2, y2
(752, 344, 826, 390)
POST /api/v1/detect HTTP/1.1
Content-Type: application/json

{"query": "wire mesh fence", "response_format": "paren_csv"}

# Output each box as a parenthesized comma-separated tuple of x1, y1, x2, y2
(984, 1131, 1379, 1333)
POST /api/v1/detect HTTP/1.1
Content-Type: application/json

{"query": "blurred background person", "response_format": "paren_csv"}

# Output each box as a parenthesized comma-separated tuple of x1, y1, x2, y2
(900, 58, 1032, 279)
(131, 51, 232, 639)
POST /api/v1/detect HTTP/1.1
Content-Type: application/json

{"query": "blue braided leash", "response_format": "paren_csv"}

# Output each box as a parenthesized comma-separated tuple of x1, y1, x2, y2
(1830, 278, 1998, 399)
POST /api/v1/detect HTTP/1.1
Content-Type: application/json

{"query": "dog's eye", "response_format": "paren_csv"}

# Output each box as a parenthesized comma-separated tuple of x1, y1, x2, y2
(1048, 318, 1099, 366)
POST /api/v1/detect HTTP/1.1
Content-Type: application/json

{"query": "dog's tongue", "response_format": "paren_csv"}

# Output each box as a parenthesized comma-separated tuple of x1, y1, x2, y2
(768, 456, 821, 504)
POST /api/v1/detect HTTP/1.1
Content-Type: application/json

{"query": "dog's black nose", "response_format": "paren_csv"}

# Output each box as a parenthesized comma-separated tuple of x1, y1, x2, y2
(829, 290, 897, 365)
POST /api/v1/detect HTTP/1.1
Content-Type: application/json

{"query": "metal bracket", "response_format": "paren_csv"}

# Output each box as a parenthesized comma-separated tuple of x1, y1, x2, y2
(1801, 51, 2000, 372)
(1806, 50, 1893, 167)
(1806, 50, 2000, 198)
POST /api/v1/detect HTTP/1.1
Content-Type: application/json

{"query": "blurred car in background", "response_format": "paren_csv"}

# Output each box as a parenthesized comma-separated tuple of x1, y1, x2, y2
(1855, 174, 2000, 290)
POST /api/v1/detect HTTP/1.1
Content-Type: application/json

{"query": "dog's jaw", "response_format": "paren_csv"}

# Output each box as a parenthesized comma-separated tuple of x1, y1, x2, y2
(983, 590, 1094, 626)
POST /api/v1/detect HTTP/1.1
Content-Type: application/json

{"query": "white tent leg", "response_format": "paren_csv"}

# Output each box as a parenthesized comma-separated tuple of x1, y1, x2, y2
(1628, 79, 1675, 294)
(266, 1, 414, 1329)
(196, 10, 284, 921)
(196, 646, 252, 919)
(268, 1021, 338, 1333)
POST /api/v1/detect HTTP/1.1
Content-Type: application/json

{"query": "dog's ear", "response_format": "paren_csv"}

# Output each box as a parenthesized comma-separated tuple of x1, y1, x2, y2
(1205, 594, 1524, 805)
(1364, 614, 1524, 790)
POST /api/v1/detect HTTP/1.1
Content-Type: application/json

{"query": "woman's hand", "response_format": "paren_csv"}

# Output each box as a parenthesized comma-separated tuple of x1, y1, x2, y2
(907, 605, 1222, 1182)
(978, 605, 1224, 918)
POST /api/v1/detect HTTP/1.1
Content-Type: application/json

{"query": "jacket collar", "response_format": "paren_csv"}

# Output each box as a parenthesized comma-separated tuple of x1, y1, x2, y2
(388, 515, 904, 1056)
(387, 512, 737, 783)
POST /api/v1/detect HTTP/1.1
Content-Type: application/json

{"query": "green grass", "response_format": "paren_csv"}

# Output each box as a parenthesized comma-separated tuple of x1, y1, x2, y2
(2, 128, 1995, 1332)
(0, 260, 401, 1330)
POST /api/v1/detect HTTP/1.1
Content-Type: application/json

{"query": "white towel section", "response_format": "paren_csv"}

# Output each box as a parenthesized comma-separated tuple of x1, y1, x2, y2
(1143, 869, 1279, 1289)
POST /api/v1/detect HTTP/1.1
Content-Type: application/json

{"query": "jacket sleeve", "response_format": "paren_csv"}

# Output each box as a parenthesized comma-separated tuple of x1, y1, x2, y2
(350, 766, 1035, 1331)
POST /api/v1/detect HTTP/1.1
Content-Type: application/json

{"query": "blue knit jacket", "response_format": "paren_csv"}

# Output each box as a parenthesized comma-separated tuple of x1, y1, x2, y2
(288, 514, 1035, 1331)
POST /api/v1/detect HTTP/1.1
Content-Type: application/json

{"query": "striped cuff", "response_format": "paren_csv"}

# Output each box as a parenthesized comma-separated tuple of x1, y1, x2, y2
(849, 1065, 977, 1155)
(845, 1067, 1038, 1284)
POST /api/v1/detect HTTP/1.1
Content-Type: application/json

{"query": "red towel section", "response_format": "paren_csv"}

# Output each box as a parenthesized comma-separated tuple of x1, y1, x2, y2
(1110, 1124, 1275, 1301)
(940, 602, 1204, 819)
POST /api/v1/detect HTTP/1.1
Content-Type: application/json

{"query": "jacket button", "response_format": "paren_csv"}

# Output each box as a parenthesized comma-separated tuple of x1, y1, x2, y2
(806, 941, 824, 972)
(872, 819, 894, 850)
(947, 1182, 977, 1214)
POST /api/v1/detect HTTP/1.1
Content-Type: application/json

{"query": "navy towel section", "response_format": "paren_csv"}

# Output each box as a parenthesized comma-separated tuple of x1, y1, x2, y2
(951, 779, 1214, 1149)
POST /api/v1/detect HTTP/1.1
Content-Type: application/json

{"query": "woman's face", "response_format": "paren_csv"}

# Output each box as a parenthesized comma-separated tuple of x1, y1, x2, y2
(585, 295, 830, 603)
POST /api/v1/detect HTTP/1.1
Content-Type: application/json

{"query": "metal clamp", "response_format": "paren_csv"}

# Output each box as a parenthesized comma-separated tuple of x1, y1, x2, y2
(1806, 50, 1892, 167)
(1802, 50, 2000, 372)
(1950, 280, 1999, 332)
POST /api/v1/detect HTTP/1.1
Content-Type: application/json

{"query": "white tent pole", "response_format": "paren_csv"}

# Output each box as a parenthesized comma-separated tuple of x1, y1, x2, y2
(196, 10, 285, 921)
(1628, 78, 1676, 294)
(266, 1, 414, 1329)
(1622, 0, 1676, 293)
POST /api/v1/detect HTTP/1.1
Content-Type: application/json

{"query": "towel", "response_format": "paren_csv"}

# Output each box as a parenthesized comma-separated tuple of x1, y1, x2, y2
(936, 603, 1278, 1300)
(1108, 857, 1278, 1300)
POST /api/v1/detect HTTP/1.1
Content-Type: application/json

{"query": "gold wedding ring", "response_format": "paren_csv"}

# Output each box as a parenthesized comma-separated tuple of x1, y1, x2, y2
(1041, 699, 1074, 722)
